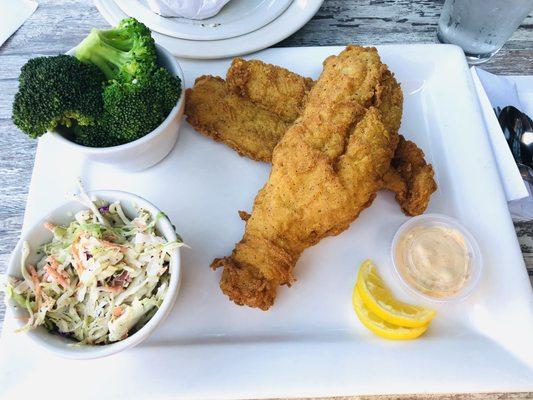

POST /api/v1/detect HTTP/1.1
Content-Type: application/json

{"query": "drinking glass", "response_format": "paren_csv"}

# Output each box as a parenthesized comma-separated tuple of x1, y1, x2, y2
(437, 0, 533, 64)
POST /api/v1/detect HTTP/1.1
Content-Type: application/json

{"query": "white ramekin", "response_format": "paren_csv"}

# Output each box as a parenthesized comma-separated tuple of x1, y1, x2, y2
(50, 45, 185, 172)
(5, 190, 182, 359)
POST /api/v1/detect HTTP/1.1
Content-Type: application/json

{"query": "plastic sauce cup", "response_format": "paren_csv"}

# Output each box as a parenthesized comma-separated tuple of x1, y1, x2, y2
(391, 214, 483, 303)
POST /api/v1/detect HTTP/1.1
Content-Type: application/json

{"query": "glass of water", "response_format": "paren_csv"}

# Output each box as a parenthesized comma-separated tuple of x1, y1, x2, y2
(437, 0, 533, 64)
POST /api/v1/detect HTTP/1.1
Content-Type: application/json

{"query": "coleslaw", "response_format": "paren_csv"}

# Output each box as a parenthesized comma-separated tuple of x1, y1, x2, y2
(4, 196, 183, 345)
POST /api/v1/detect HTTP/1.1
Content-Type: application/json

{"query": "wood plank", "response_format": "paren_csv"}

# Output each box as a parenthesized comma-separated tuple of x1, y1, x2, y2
(282, 1, 532, 48)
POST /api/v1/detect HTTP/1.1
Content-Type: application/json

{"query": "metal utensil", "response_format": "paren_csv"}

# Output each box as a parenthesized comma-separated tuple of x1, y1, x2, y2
(517, 163, 533, 184)
(495, 105, 533, 183)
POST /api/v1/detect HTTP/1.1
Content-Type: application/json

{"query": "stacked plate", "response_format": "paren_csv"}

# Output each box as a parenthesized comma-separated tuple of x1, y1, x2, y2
(93, 0, 324, 59)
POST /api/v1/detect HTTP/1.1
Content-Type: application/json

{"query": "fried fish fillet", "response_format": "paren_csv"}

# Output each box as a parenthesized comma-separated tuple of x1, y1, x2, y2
(212, 46, 399, 310)
(185, 59, 436, 215)
(385, 136, 437, 216)
(226, 56, 402, 136)
(226, 58, 438, 215)
(185, 76, 288, 162)
(227, 58, 314, 123)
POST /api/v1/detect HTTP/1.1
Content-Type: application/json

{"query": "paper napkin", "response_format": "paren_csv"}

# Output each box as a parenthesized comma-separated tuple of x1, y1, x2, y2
(0, 0, 38, 47)
(470, 67, 529, 202)
(146, 0, 231, 19)
(506, 76, 533, 117)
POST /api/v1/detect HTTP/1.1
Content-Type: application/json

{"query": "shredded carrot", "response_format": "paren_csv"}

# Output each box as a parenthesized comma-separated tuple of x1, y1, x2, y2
(44, 265, 69, 289)
(47, 256, 60, 269)
(47, 257, 71, 284)
(28, 264, 42, 309)
(112, 306, 124, 317)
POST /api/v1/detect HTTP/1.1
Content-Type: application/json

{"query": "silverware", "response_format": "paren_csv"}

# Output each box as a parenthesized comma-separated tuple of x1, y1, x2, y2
(495, 105, 533, 182)
(517, 163, 533, 184)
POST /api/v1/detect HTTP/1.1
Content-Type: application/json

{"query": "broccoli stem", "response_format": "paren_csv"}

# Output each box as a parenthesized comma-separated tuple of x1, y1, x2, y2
(76, 29, 134, 81)
(98, 29, 135, 51)
(75, 19, 157, 84)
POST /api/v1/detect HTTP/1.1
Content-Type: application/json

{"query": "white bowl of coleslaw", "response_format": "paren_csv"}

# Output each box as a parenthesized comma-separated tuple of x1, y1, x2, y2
(4, 190, 182, 359)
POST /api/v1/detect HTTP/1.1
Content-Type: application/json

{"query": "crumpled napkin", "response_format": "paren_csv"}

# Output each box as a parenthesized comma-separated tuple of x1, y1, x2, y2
(0, 0, 38, 47)
(146, 0, 232, 19)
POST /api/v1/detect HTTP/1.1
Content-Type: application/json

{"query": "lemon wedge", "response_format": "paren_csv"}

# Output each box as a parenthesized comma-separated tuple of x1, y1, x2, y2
(356, 260, 436, 328)
(352, 287, 429, 340)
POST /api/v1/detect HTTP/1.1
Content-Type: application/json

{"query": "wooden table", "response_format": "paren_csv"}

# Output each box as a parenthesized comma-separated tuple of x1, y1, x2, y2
(0, 1, 531, 399)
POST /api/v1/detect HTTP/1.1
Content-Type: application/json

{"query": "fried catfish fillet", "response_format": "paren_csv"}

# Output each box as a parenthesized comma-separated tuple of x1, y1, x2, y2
(226, 57, 314, 122)
(226, 58, 437, 215)
(384, 136, 437, 216)
(185, 57, 436, 215)
(185, 76, 289, 162)
(212, 46, 399, 310)
(227, 57, 402, 136)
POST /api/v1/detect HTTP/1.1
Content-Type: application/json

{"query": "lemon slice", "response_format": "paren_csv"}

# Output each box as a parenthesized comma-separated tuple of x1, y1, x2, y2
(352, 287, 429, 340)
(356, 260, 436, 328)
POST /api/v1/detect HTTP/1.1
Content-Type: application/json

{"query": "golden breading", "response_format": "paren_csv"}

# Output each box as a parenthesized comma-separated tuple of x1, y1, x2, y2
(226, 58, 314, 122)
(375, 69, 403, 135)
(386, 136, 437, 216)
(212, 46, 398, 310)
(185, 76, 289, 162)
(185, 57, 436, 216)
(228, 57, 402, 138)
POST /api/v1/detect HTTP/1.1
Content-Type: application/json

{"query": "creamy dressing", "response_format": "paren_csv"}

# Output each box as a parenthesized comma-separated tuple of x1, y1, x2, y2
(395, 225, 471, 298)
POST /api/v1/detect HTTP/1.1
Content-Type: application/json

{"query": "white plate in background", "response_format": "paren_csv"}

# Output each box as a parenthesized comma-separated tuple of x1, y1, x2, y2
(94, 0, 323, 59)
(1, 45, 532, 399)
(114, 0, 293, 41)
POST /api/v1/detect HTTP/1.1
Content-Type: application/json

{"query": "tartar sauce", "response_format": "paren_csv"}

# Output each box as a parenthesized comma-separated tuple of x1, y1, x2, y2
(395, 224, 471, 298)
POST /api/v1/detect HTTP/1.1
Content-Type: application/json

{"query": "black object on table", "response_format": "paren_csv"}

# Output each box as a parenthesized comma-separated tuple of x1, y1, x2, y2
(496, 105, 533, 183)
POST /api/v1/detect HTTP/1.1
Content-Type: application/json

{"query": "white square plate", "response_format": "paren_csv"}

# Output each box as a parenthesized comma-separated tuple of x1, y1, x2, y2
(1, 45, 532, 399)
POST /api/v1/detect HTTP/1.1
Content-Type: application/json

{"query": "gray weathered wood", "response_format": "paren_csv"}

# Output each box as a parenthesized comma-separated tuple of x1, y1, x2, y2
(0, 1, 532, 399)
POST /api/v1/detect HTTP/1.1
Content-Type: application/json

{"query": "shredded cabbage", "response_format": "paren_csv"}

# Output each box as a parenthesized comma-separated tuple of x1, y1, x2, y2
(4, 197, 183, 345)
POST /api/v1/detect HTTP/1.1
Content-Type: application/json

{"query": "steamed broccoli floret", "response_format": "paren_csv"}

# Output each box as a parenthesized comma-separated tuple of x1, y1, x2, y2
(75, 18, 157, 83)
(73, 123, 122, 148)
(12, 55, 105, 138)
(103, 68, 181, 142)
(72, 67, 181, 147)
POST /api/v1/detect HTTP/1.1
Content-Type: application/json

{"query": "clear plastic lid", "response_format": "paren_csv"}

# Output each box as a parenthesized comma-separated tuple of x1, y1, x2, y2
(391, 214, 483, 303)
